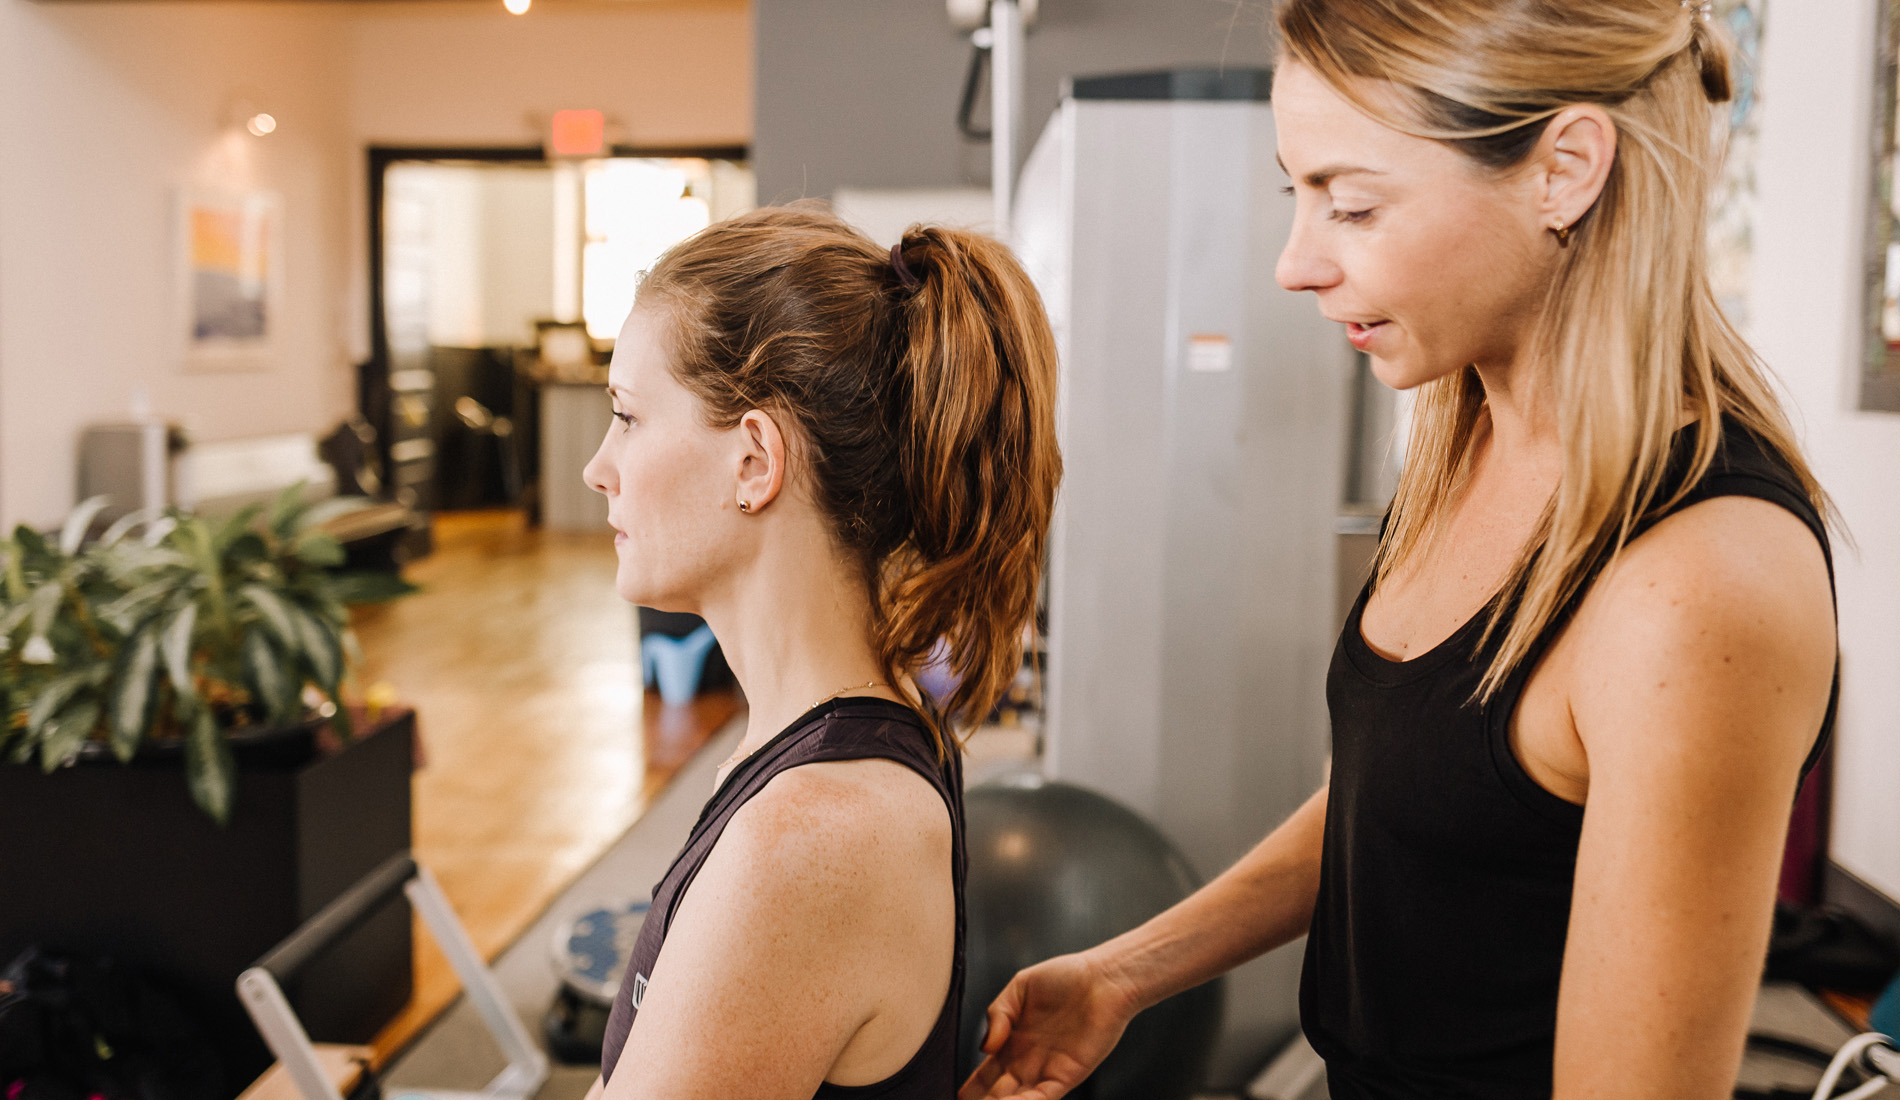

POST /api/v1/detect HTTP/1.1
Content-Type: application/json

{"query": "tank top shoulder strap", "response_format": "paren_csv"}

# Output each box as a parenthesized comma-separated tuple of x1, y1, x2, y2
(1655, 417, 1832, 580)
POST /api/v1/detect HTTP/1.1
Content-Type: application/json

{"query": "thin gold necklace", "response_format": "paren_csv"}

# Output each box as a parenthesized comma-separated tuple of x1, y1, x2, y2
(719, 681, 884, 772)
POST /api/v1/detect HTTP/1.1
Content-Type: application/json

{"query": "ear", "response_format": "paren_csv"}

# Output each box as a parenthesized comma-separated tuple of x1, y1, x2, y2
(1535, 105, 1617, 232)
(733, 409, 788, 513)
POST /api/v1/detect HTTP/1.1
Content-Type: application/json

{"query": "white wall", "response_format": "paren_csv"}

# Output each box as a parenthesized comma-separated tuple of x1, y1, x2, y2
(0, 0, 751, 530)
(1751, 0, 1900, 901)
(0, 0, 355, 529)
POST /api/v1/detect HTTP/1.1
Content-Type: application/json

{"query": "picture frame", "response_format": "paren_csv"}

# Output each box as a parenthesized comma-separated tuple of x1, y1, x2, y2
(176, 188, 284, 372)
(1862, 0, 1900, 411)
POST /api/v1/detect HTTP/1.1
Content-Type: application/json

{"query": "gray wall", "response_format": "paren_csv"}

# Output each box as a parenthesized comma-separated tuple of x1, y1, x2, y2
(753, 0, 1277, 202)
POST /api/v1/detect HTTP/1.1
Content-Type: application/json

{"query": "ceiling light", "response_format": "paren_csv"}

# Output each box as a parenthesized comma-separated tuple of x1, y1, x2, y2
(504, 0, 530, 14)
(245, 113, 277, 137)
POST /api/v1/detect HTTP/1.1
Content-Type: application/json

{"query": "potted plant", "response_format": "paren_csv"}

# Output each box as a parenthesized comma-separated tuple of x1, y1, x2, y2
(0, 487, 412, 821)
(0, 487, 420, 1094)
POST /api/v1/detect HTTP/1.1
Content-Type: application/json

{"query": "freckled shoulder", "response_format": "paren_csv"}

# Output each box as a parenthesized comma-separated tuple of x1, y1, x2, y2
(1562, 495, 1833, 761)
(716, 757, 951, 890)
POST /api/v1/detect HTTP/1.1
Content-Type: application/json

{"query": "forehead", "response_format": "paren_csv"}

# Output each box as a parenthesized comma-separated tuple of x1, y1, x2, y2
(609, 306, 673, 390)
(1271, 61, 1448, 178)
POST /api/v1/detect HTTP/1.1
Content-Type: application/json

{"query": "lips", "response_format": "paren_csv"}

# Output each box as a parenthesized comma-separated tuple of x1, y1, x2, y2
(1345, 320, 1389, 351)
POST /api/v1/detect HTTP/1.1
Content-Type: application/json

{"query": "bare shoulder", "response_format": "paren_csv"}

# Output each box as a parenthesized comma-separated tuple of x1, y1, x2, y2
(716, 757, 951, 894)
(1566, 494, 1833, 766)
(1585, 495, 1830, 643)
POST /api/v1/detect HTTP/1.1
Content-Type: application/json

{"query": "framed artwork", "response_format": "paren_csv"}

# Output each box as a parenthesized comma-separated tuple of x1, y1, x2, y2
(176, 188, 283, 371)
(1863, 0, 1900, 411)
(1708, 0, 1767, 332)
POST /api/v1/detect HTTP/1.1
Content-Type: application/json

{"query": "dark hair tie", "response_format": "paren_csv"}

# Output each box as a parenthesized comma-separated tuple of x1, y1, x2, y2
(890, 242, 922, 289)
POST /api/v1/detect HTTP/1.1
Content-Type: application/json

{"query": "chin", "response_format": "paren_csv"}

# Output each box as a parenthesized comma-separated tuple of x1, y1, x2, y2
(1368, 351, 1462, 393)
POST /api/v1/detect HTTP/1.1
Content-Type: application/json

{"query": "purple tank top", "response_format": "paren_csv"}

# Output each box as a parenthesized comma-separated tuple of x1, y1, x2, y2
(600, 697, 966, 1099)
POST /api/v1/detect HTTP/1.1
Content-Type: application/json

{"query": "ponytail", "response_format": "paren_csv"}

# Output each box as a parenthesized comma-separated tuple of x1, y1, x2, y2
(882, 228, 1060, 741)
(637, 207, 1061, 753)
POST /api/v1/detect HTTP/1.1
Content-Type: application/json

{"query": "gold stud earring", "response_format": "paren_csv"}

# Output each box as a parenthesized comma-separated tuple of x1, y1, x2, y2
(738, 500, 751, 513)
(1552, 219, 1571, 247)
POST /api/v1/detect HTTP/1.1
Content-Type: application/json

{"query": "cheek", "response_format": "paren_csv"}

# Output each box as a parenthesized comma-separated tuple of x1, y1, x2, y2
(610, 429, 731, 593)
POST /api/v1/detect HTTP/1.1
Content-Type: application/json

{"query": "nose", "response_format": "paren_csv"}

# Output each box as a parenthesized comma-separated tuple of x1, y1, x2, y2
(1275, 210, 1343, 295)
(583, 428, 616, 498)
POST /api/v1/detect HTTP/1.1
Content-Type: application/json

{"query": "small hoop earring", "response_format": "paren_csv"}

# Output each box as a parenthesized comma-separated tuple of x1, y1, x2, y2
(1552, 219, 1572, 247)
(737, 500, 751, 513)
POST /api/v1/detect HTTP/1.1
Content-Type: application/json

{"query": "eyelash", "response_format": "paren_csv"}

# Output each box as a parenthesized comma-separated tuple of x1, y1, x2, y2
(1278, 186, 1374, 224)
(613, 410, 634, 428)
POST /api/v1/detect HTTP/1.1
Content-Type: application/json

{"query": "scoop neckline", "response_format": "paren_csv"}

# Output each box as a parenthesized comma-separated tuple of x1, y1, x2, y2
(1341, 581, 1501, 685)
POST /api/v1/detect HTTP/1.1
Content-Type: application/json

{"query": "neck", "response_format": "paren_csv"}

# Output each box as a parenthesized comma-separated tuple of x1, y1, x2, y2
(1470, 342, 1564, 478)
(694, 518, 892, 764)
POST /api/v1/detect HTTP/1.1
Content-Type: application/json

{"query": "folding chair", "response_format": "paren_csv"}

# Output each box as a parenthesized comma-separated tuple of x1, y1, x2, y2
(237, 852, 549, 1100)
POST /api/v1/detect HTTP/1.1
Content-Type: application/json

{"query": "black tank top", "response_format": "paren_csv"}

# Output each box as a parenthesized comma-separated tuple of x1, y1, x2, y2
(1302, 419, 1836, 1100)
(600, 697, 965, 1099)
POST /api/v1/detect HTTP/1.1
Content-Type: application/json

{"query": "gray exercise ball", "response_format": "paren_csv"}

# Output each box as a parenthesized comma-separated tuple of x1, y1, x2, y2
(960, 773, 1225, 1100)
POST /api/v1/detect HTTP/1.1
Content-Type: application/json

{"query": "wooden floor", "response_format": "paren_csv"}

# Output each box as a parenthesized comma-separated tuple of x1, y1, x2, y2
(350, 510, 739, 1062)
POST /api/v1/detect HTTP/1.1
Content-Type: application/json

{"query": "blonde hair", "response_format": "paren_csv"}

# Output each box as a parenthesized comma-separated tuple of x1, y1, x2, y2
(1278, 0, 1828, 698)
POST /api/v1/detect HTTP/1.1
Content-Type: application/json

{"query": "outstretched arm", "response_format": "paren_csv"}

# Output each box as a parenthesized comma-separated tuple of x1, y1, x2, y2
(1552, 497, 1834, 1099)
(961, 783, 1329, 1100)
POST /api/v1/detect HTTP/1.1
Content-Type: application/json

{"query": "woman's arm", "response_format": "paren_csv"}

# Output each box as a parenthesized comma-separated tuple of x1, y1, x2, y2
(1553, 497, 1835, 1100)
(605, 759, 953, 1100)
(961, 784, 1328, 1100)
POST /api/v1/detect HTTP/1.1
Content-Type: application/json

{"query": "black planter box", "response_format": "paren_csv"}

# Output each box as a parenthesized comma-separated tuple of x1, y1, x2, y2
(0, 710, 416, 1097)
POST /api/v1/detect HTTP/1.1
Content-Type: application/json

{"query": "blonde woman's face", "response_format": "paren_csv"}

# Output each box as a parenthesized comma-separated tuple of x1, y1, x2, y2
(1272, 61, 1556, 391)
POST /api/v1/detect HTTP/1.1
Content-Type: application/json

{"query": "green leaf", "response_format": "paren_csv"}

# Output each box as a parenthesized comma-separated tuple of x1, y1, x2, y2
(27, 669, 94, 736)
(291, 531, 346, 568)
(24, 582, 63, 644)
(38, 700, 99, 773)
(0, 586, 46, 640)
(110, 627, 161, 762)
(183, 704, 235, 825)
(225, 532, 268, 565)
(97, 508, 154, 548)
(161, 601, 200, 696)
(292, 605, 342, 691)
(97, 579, 180, 634)
(13, 526, 50, 563)
(327, 572, 419, 606)
(239, 585, 299, 650)
(242, 630, 295, 726)
(60, 497, 111, 557)
(267, 483, 308, 540)
(213, 504, 264, 555)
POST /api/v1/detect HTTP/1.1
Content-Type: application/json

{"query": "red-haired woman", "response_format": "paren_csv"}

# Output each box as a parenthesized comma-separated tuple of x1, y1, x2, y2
(581, 207, 1061, 1100)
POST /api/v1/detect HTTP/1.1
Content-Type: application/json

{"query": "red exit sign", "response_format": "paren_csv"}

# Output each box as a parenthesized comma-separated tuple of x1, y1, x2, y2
(549, 109, 605, 158)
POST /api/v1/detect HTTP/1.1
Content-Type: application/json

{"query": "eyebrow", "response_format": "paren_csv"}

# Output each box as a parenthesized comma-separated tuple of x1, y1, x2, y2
(1275, 154, 1387, 189)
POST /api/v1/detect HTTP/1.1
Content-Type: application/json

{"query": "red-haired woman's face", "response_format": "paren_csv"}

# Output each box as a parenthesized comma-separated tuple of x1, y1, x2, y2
(1271, 61, 1554, 391)
(583, 307, 749, 610)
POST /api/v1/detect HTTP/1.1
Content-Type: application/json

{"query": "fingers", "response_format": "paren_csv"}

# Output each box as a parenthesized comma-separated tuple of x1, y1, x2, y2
(959, 1060, 1005, 1100)
(981, 979, 1024, 1054)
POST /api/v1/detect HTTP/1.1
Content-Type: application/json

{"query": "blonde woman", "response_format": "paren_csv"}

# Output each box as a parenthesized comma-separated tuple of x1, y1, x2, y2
(961, 2, 1836, 1098)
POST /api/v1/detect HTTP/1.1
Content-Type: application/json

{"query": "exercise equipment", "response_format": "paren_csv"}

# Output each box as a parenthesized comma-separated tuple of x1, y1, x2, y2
(961, 773, 1223, 1100)
(237, 853, 547, 1100)
(542, 900, 649, 1065)
(1811, 1031, 1900, 1100)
